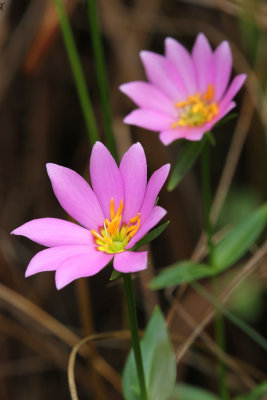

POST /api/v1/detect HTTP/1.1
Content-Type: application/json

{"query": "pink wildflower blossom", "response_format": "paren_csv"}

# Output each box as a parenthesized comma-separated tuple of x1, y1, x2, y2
(11, 142, 170, 289)
(120, 33, 246, 145)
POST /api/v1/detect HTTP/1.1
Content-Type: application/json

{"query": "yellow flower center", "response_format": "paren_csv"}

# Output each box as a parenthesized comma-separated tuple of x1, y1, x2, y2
(91, 198, 140, 254)
(172, 84, 219, 128)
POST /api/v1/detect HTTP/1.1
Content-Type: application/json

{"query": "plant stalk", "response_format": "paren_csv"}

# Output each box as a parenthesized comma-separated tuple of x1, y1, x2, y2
(123, 274, 148, 400)
(201, 139, 229, 400)
(85, 0, 117, 158)
(53, 0, 99, 146)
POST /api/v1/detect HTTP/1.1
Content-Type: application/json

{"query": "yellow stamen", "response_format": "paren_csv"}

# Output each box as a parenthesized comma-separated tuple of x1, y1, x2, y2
(117, 199, 124, 217)
(128, 218, 140, 238)
(91, 230, 103, 241)
(107, 214, 122, 235)
(203, 83, 214, 101)
(129, 213, 140, 224)
(172, 83, 218, 128)
(110, 198, 116, 219)
(91, 199, 141, 254)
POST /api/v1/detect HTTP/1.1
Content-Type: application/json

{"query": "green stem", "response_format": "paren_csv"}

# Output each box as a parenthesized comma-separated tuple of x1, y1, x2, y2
(123, 274, 148, 400)
(85, 0, 117, 159)
(53, 0, 99, 146)
(201, 141, 213, 264)
(201, 139, 229, 400)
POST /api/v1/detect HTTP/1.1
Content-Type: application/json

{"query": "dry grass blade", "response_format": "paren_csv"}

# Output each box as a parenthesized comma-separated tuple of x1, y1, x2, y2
(0, 282, 122, 392)
(23, 0, 79, 74)
(75, 279, 107, 400)
(174, 302, 255, 389)
(0, 0, 46, 105)
(0, 314, 93, 391)
(68, 330, 131, 400)
(175, 240, 267, 364)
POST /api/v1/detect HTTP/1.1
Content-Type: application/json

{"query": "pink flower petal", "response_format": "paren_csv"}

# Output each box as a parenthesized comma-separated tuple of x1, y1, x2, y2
(220, 74, 246, 110)
(90, 142, 124, 219)
(124, 109, 174, 131)
(140, 51, 187, 101)
(25, 245, 93, 277)
(214, 41, 232, 100)
(119, 82, 175, 116)
(126, 206, 167, 249)
(120, 143, 147, 223)
(192, 33, 215, 93)
(46, 163, 104, 230)
(184, 127, 207, 141)
(140, 164, 170, 222)
(159, 128, 193, 145)
(165, 37, 197, 94)
(222, 101, 236, 115)
(11, 218, 91, 247)
(55, 250, 112, 289)
(113, 251, 148, 273)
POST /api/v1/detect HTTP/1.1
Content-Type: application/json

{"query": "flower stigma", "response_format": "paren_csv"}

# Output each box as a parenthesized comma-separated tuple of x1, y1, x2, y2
(172, 84, 219, 128)
(91, 198, 140, 254)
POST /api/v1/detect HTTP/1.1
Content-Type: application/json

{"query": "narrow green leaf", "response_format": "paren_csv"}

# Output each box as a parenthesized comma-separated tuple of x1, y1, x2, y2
(150, 261, 212, 290)
(132, 221, 169, 251)
(170, 384, 219, 400)
(214, 112, 237, 128)
(53, 0, 99, 145)
(123, 307, 176, 400)
(85, 0, 117, 158)
(234, 381, 267, 400)
(109, 269, 121, 281)
(213, 203, 267, 272)
(206, 131, 216, 146)
(168, 139, 205, 191)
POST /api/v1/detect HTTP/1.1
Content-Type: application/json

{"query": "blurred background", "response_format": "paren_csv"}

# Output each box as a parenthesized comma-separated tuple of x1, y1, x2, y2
(0, 0, 266, 399)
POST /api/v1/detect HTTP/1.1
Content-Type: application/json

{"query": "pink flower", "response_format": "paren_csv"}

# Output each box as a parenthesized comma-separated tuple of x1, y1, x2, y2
(120, 33, 246, 145)
(11, 142, 170, 289)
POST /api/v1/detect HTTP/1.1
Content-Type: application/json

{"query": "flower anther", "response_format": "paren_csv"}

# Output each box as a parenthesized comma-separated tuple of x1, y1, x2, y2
(172, 84, 219, 128)
(91, 198, 141, 254)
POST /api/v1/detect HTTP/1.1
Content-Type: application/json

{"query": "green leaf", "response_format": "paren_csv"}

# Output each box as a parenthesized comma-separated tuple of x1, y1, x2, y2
(132, 221, 169, 251)
(150, 261, 212, 290)
(109, 269, 121, 281)
(216, 187, 261, 230)
(170, 384, 219, 400)
(228, 278, 263, 323)
(168, 139, 205, 191)
(205, 131, 216, 146)
(150, 204, 267, 290)
(123, 307, 176, 400)
(234, 380, 267, 400)
(214, 112, 237, 128)
(213, 203, 267, 272)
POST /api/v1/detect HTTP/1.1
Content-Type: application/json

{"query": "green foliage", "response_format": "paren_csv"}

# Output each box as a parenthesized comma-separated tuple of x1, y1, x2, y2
(109, 269, 121, 281)
(168, 113, 237, 192)
(228, 278, 263, 322)
(150, 261, 212, 290)
(170, 384, 219, 400)
(123, 307, 176, 400)
(216, 187, 261, 230)
(238, 0, 261, 63)
(214, 113, 237, 128)
(150, 204, 267, 289)
(234, 381, 267, 400)
(212, 203, 267, 271)
(168, 140, 205, 191)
